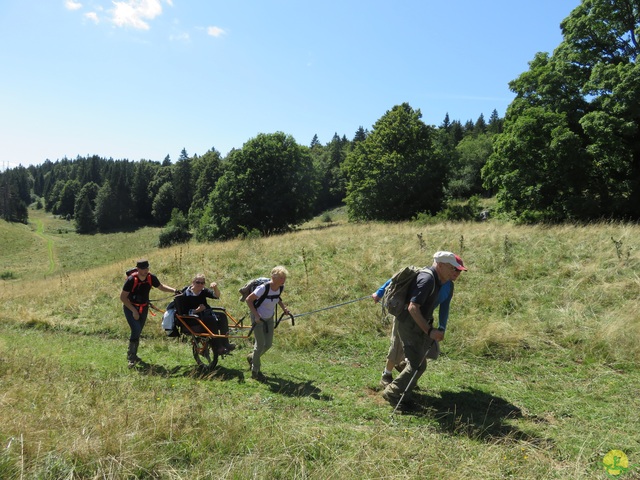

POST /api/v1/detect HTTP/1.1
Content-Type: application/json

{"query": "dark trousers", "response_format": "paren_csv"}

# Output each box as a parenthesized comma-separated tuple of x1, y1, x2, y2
(124, 305, 148, 342)
(200, 309, 231, 348)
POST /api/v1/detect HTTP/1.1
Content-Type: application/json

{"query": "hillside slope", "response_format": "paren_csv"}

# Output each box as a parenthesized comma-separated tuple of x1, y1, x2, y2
(1, 211, 638, 478)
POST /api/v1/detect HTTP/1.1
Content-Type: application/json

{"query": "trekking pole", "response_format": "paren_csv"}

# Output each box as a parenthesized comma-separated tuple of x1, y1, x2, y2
(391, 345, 432, 417)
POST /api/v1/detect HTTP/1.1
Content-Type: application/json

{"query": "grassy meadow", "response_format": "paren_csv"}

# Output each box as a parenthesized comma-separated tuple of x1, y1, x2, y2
(1, 207, 639, 479)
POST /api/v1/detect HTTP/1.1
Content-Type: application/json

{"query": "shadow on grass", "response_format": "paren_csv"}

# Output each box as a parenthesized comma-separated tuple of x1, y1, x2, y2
(262, 373, 333, 401)
(132, 362, 332, 400)
(400, 387, 550, 445)
(133, 360, 246, 382)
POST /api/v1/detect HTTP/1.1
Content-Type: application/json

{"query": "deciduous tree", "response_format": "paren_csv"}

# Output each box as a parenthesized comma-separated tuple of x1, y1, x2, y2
(200, 132, 317, 240)
(484, 0, 640, 221)
(343, 103, 446, 221)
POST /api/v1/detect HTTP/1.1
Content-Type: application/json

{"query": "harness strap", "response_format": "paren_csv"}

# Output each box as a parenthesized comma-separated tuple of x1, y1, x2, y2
(131, 301, 149, 315)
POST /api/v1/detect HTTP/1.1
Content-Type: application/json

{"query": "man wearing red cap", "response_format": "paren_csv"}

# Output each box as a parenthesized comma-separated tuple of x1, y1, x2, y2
(381, 251, 467, 408)
(373, 252, 466, 388)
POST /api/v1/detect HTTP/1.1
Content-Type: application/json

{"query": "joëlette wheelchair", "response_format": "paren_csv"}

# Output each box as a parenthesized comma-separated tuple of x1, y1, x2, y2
(173, 307, 252, 369)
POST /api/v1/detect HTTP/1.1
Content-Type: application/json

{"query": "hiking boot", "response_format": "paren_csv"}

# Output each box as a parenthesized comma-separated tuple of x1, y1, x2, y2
(246, 354, 253, 370)
(226, 343, 236, 352)
(127, 340, 140, 368)
(382, 389, 420, 411)
(216, 346, 229, 355)
(381, 389, 401, 406)
(380, 372, 393, 387)
(251, 371, 267, 382)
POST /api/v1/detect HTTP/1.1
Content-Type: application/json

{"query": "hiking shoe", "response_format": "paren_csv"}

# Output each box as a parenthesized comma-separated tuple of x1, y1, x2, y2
(251, 371, 267, 382)
(380, 372, 393, 387)
(128, 359, 138, 369)
(216, 346, 229, 355)
(246, 354, 253, 370)
(226, 343, 236, 352)
(382, 390, 420, 411)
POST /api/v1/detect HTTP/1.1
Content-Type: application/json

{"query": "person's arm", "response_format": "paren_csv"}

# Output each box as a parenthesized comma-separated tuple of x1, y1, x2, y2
(372, 279, 392, 303)
(407, 302, 433, 336)
(150, 273, 179, 295)
(437, 297, 450, 333)
(278, 298, 290, 316)
(158, 283, 180, 295)
(120, 289, 140, 320)
(246, 292, 260, 322)
(437, 283, 454, 335)
(209, 282, 221, 299)
(408, 301, 444, 341)
(195, 286, 220, 314)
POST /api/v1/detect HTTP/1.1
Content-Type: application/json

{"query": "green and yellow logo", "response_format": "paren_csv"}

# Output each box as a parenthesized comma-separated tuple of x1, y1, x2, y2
(603, 450, 629, 477)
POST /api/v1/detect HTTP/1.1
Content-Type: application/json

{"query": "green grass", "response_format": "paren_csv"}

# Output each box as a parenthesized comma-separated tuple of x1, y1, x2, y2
(0, 208, 639, 479)
(1, 209, 163, 282)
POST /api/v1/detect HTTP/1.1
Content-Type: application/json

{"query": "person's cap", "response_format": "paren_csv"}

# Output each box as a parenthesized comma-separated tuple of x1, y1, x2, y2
(433, 251, 467, 271)
(136, 259, 150, 269)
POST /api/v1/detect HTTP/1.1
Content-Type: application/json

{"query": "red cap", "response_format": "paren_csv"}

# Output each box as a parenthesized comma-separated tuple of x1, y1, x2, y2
(454, 254, 467, 271)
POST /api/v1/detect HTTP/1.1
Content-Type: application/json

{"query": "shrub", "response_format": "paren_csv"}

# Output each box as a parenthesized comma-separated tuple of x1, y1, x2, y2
(1, 271, 17, 280)
(158, 210, 192, 248)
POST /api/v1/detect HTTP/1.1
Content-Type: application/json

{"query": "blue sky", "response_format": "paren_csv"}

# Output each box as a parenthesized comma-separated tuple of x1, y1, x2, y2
(0, 0, 579, 169)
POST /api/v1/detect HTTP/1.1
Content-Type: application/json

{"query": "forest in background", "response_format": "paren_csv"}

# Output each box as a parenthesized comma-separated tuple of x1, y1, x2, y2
(0, 108, 500, 245)
(3, 0, 640, 237)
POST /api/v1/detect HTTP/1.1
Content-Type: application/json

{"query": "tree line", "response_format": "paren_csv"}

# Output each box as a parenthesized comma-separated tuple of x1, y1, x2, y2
(0, 108, 500, 245)
(3, 0, 639, 232)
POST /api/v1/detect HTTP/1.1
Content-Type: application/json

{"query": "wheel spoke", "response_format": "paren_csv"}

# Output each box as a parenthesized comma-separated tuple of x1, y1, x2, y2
(191, 337, 218, 368)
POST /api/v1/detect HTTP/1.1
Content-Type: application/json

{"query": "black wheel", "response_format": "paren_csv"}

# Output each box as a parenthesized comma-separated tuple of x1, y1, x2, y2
(191, 337, 219, 368)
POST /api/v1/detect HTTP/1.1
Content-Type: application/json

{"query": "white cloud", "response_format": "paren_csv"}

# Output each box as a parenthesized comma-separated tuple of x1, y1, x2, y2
(65, 0, 83, 11)
(110, 0, 164, 30)
(207, 26, 226, 38)
(85, 12, 99, 23)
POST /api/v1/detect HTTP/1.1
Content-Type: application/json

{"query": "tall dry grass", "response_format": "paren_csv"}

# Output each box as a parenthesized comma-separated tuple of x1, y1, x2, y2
(1, 211, 639, 478)
(2, 216, 639, 362)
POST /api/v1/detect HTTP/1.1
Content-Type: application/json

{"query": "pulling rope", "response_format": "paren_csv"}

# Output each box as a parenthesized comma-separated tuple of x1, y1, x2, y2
(247, 295, 371, 336)
(290, 295, 371, 320)
(150, 292, 182, 303)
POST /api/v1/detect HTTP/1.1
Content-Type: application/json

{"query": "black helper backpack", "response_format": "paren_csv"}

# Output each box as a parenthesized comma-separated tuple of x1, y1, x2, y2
(125, 267, 153, 297)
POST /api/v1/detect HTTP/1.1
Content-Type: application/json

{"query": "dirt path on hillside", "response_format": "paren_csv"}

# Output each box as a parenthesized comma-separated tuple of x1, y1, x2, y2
(34, 218, 56, 275)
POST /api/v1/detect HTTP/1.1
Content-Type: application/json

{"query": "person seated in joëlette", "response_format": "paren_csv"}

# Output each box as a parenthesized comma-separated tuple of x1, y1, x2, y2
(174, 273, 236, 355)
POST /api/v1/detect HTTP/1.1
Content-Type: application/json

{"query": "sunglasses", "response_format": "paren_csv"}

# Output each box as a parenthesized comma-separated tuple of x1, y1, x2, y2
(194, 281, 205, 285)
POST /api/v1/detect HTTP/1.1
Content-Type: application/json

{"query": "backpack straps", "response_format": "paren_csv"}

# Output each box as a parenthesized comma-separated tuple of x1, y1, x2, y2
(422, 267, 436, 298)
(253, 281, 284, 309)
(130, 272, 153, 313)
(131, 272, 153, 293)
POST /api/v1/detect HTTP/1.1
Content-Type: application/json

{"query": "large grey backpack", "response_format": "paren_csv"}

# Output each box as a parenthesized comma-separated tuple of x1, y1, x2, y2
(382, 266, 434, 316)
